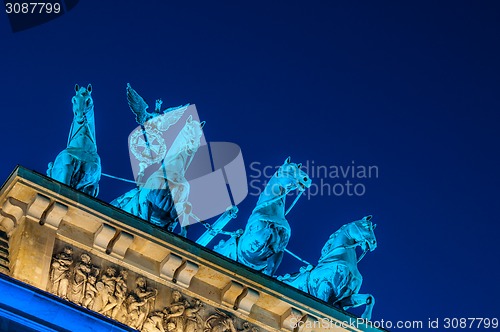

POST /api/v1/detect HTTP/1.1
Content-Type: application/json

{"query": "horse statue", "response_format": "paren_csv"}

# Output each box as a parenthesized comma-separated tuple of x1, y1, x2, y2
(112, 115, 204, 236)
(278, 215, 377, 320)
(214, 157, 311, 276)
(47, 84, 101, 197)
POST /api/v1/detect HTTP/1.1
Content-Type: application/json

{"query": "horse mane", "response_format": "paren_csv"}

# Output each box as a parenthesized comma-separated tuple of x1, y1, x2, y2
(319, 223, 353, 260)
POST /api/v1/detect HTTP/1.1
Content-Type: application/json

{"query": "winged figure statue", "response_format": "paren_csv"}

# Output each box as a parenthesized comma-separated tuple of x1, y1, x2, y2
(126, 83, 189, 182)
(126, 83, 188, 126)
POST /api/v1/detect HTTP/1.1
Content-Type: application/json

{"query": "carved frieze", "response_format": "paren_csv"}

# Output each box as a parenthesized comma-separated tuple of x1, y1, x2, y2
(49, 245, 261, 332)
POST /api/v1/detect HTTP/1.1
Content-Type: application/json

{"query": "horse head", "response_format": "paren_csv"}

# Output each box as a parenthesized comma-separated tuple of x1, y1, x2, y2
(72, 84, 93, 124)
(319, 215, 377, 263)
(349, 215, 377, 252)
(271, 157, 312, 195)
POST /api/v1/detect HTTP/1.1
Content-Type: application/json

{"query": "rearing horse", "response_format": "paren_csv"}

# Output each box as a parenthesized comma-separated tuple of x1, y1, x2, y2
(112, 115, 204, 236)
(214, 157, 312, 275)
(278, 215, 377, 320)
(47, 84, 101, 197)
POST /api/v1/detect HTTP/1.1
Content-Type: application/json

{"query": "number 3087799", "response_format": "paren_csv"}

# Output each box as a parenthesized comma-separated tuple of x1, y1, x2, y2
(5, 2, 61, 14)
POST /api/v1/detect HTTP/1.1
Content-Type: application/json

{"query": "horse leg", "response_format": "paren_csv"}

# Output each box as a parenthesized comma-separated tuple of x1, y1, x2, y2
(80, 181, 99, 197)
(91, 184, 99, 197)
(50, 152, 75, 186)
(84, 184, 99, 197)
(314, 280, 335, 303)
(263, 250, 284, 276)
(179, 225, 189, 237)
(337, 293, 375, 320)
(80, 160, 101, 197)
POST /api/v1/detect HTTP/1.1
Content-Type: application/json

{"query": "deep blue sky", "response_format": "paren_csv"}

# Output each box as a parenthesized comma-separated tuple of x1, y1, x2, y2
(1, 1, 499, 328)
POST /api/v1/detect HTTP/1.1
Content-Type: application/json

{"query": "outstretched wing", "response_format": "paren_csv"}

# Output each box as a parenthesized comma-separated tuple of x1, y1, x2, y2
(127, 83, 151, 125)
(156, 106, 188, 131)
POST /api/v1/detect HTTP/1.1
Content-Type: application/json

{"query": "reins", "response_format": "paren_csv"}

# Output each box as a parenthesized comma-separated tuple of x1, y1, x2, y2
(68, 111, 96, 146)
(320, 222, 371, 264)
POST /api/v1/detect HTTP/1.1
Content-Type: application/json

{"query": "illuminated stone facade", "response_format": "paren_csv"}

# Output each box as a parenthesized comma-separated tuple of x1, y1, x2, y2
(0, 167, 383, 332)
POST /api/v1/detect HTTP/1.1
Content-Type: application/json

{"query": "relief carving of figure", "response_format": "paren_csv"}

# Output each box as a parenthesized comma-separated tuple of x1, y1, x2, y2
(125, 293, 149, 328)
(183, 298, 204, 331)
(204, 309, 237, 332)
(129, 277, 158, 330)
(163, 290, 187, 332)
(141, 310, 167, 332)
(70, 253, 93, 304)
(50, 246, 73, 299)
(97, 266, 119, 316)
(82, 267, 100, 310)
(111, 270, 129, 322)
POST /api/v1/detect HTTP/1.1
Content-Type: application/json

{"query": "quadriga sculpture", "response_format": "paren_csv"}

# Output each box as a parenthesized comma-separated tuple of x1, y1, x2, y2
(47, 84, 101, 197)
(278, 215, 377, 320)
(112, 115, 204, 236)
(214, 157, 311, 275)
